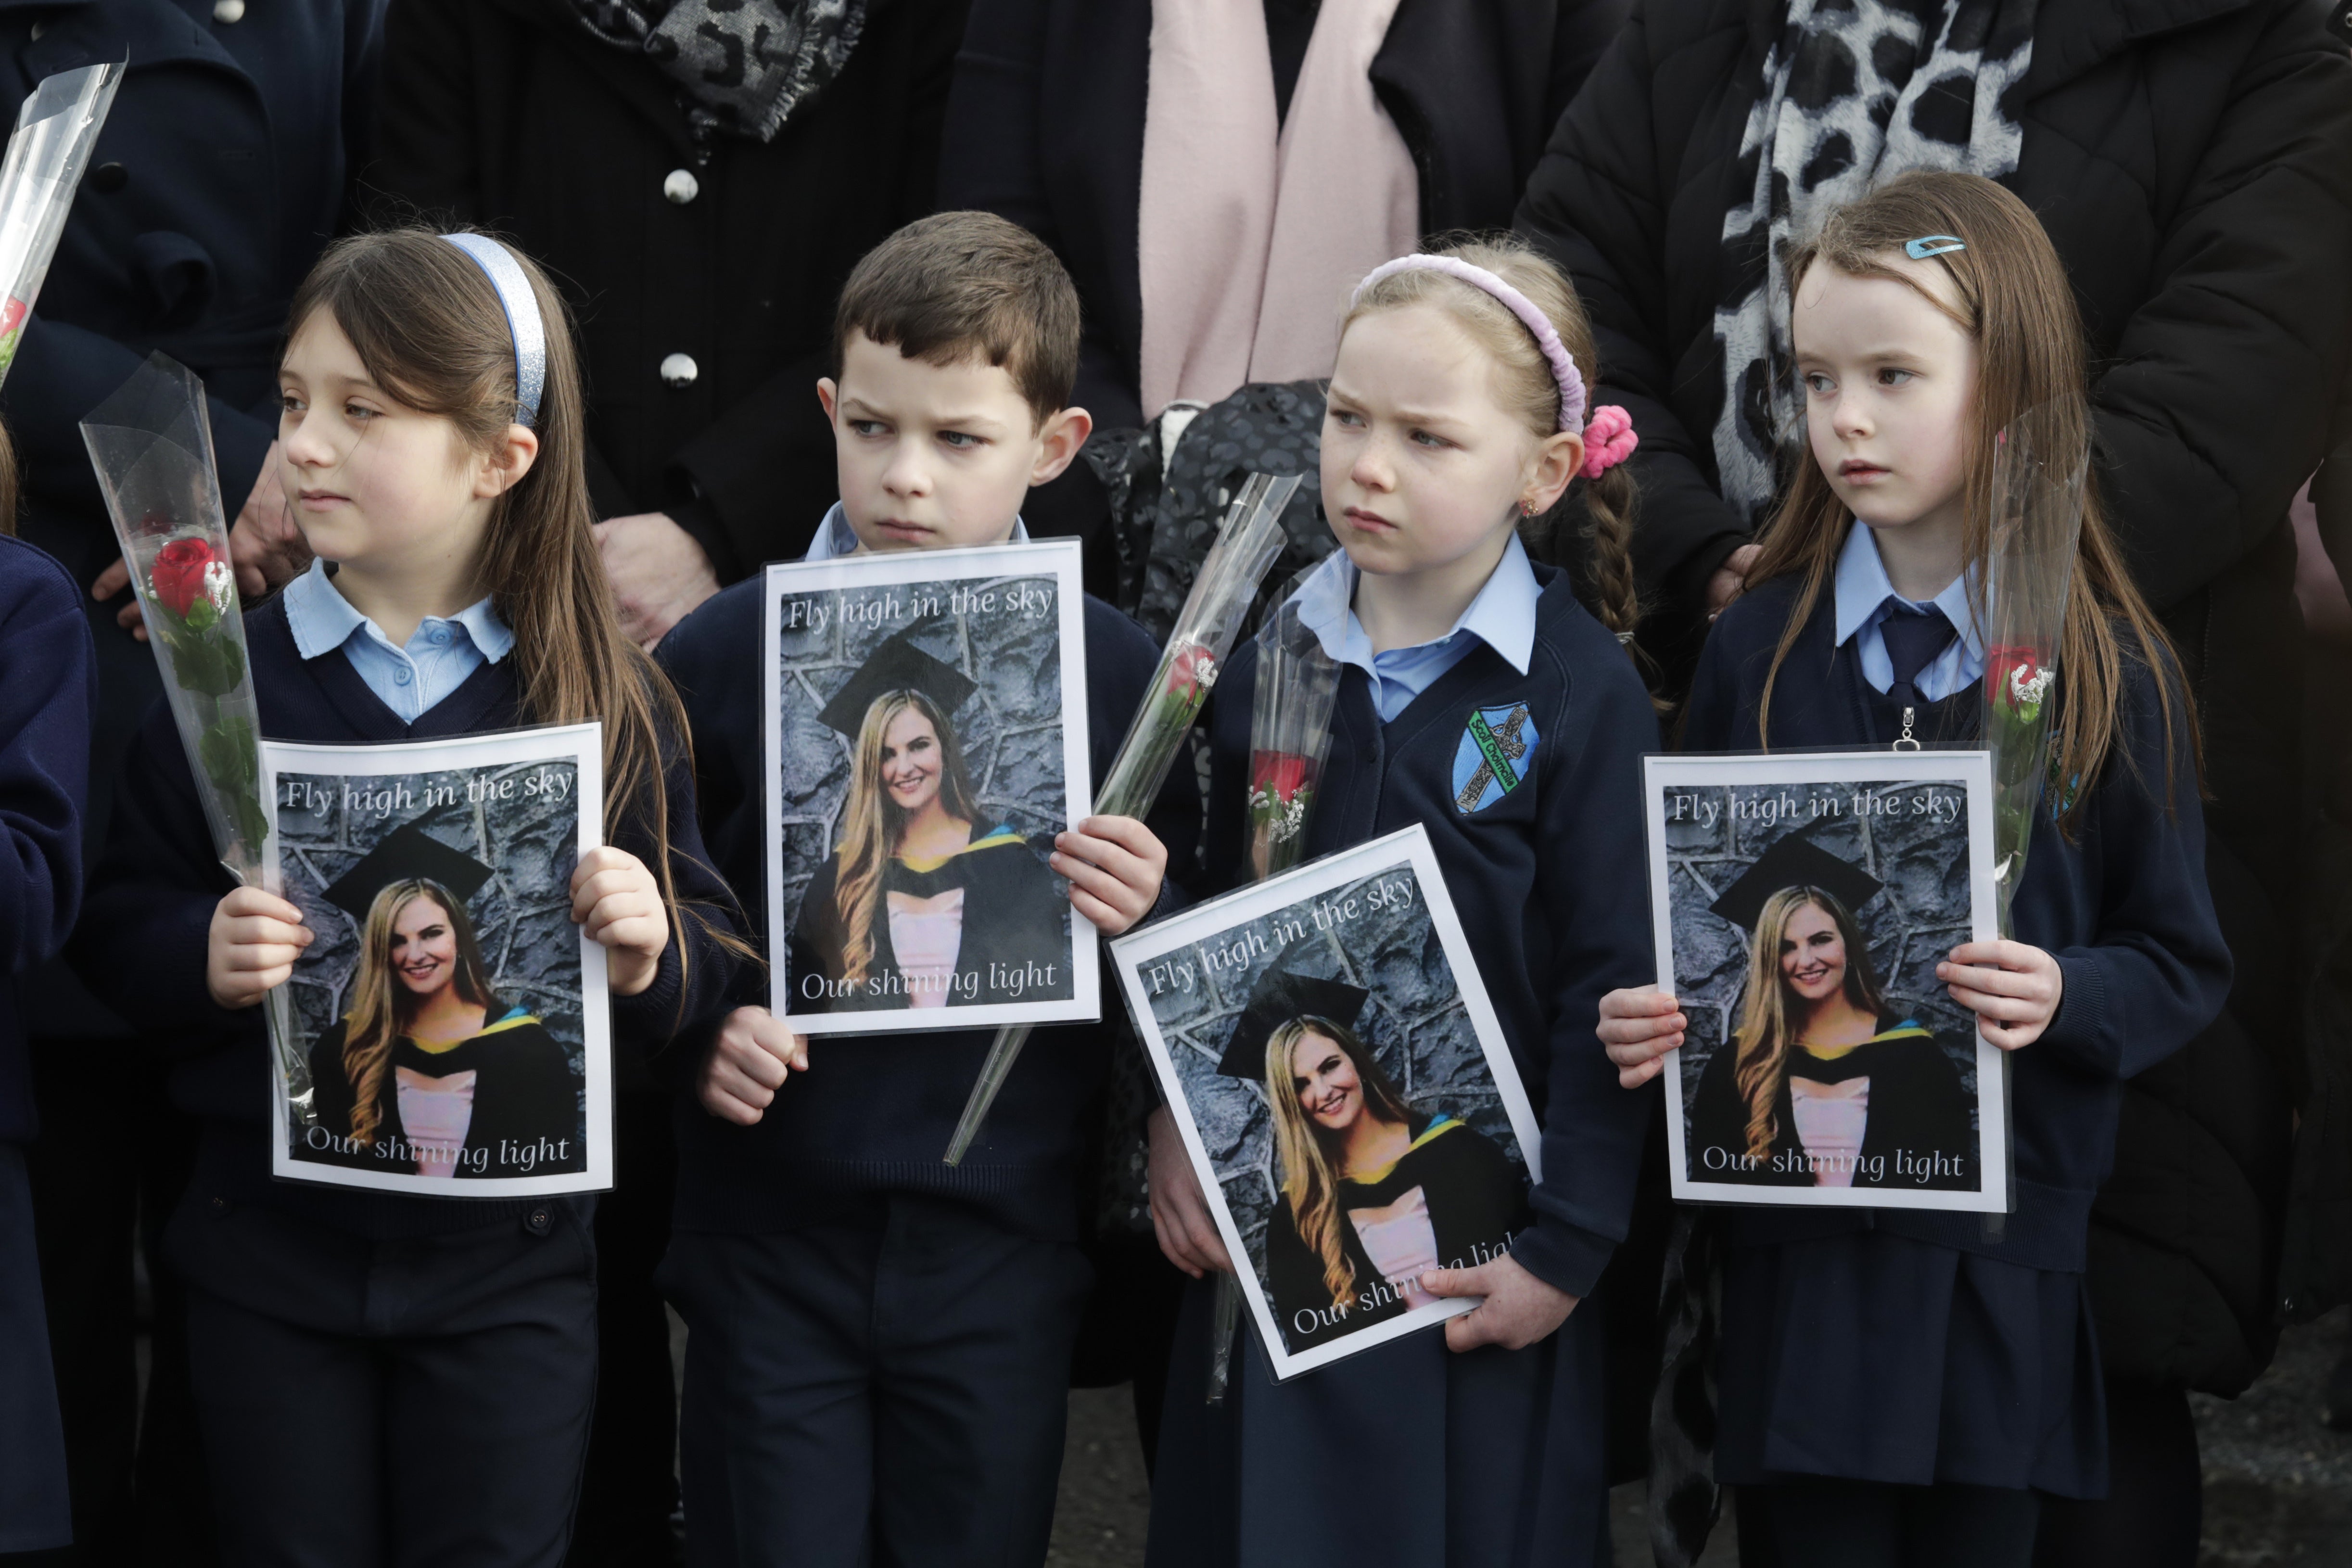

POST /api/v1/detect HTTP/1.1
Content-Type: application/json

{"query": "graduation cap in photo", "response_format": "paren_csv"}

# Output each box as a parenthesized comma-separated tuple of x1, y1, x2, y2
(1707, 830, 1883, 932)
(814, 623, 979, 739)
(320, 822, 496, 923)
(1217, 965, 1372, 1079)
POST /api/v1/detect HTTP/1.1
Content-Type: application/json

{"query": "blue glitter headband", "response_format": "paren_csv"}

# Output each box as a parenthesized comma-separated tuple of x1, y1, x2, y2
(1903, 234, 1967, 260)
(439, 233, 546, 429)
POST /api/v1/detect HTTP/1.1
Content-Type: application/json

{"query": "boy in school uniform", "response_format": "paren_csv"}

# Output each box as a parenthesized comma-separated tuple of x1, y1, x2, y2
(653, 212, 1195, 1568)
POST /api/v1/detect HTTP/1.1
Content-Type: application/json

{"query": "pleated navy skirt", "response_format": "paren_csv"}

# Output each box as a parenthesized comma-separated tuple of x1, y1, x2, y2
(1147, 1274, 1614, 1567)
(0, 1142, 69, 1553)
(1713, 1231, 2106, 1498)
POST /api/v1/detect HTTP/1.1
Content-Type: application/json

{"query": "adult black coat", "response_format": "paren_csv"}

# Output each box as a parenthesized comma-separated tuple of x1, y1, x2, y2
(364, 0, 967, 580)
(0, 0, 384, 1038)
(1518, 0, 2352, 1397)
(941, 0, 1630, 436)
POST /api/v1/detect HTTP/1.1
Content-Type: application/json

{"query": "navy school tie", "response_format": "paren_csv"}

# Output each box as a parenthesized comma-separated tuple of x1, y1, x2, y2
(1880, 603, 1958, 716)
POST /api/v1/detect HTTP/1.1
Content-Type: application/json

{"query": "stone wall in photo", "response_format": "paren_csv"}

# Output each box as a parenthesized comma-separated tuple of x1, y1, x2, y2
(277, 761, 586, 1135)
(774, 573, 1070, 949)
(1663, 778, 1980, 1128)
(1145, 867, 1530, 1284)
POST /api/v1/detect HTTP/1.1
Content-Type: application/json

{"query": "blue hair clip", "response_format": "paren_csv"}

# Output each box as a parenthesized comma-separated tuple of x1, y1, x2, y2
(439, 232, 546, 429)
(1903, 234, 1967, 260)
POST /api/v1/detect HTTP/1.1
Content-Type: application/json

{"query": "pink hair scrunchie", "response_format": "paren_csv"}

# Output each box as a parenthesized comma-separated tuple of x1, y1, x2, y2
(1580, 405, 1638, 479)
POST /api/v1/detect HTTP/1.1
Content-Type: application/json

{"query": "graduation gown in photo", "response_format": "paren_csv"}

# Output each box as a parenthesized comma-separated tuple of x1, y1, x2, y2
(304, 1008, 583, 1180)
(1263, 1112, 1529, 1353)
(787, 826, 1071, 1014)
(1685, 1017, 1977, 1192)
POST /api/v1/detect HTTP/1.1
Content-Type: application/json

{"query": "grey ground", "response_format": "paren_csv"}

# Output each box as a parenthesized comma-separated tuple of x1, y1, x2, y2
(1043, 1309, 2352, 1567)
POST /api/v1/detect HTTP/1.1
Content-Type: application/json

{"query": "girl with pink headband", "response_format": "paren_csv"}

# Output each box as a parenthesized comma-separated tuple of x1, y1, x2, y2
(1144, 237, 1662, 1567)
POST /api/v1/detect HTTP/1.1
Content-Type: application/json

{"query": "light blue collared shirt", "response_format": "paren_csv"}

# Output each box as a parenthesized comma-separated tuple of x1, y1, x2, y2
(281, 559, 514, 722)
(1290, 535, 1540, 722)
(801, 502, 1032, 561)
(1832, 524, 1985, 702)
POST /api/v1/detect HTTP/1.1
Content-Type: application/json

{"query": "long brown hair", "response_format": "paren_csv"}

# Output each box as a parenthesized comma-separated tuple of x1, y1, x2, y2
(1729, 886, 1888, 1161)
(1744, 173, 2192, 829)
(341, 878, 498, 1147)
(830, 688, 979, 986)
(1266, 1015, 1415, 1310)
(1338, 234, 1644, 655)
(287, 229, 737, 996)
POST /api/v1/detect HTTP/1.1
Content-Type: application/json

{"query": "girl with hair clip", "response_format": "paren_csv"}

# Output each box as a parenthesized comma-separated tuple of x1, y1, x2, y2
(788, 633, 1069, 1013)
(1144, 236, 1661, 1568)
(71, 229, 741, 1566)
(1599, 171, 2233, 1567)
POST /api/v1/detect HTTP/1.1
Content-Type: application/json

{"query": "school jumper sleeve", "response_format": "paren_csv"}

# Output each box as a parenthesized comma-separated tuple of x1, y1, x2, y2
(1510, 642, 1665, 1299)
(0, 542, 92, 973)
(2028, 654, 2232, 1082)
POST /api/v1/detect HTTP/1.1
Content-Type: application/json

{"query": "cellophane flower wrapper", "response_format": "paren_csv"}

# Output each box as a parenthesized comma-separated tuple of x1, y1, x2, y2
(944, 472, 1304, 1165)
(82, 353, 296, 1081)
(1979, 401, 2087, 939)
(1208, 594, 1344, 1402)
(0, 63, 120, 382)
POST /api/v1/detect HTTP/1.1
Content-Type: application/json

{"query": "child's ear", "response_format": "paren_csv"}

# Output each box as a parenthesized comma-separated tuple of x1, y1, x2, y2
(1522, 429, 1586, 517)
(477, 425, 541, 499)
(816, 377, 839, 425)
(1030, 405, 1093, 487)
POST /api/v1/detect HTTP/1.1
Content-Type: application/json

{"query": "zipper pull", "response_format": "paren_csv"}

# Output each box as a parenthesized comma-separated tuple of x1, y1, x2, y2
(1894, 704, 1921, 752)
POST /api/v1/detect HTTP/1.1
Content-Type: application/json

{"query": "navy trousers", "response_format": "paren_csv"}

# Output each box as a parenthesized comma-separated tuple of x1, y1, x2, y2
(0, 1142, 69, 1554)
(167, 1191, 599, 1568)
(659, 1198, 1093, 1568)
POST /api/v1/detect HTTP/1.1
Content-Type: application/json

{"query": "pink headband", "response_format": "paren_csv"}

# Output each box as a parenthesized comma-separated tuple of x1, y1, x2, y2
(1350, 253, 1638, 479)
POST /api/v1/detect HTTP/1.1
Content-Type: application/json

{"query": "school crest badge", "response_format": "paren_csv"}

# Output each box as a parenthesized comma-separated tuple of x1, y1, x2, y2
(1452, 702, 1537, 813)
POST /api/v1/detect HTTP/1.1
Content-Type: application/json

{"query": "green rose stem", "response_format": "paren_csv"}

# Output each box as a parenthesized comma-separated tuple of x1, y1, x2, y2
(943, 472, 1303, 1167)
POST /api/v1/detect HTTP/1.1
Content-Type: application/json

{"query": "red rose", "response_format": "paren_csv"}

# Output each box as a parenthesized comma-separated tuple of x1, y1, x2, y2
(1250, 751, 1310, 799)
(1985, 643, 2048, 707)
(151, 536, 223, 619)
(1166, 642, 1218, 703)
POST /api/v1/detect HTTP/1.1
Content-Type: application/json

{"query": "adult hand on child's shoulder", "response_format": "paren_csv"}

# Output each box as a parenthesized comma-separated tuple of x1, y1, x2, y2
(1939, 940, 2063, 1051)
(1423, 1253, 1577, 1352)
(1598, 987, 1685, 1088)
(597, 512, 721, 651)
(1052, 815, 1167, 936)
(570, 846, 670, 996)
(1147, 1105, 1233, 1278)
(1706, 543, 1763, 620)
(206, 886, 312, 1009)
(697, 1006, 810, 1126)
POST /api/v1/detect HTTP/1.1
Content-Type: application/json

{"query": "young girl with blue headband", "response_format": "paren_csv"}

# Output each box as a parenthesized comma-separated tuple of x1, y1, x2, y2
(74, 229, 743, 1564)
(1144, 236, 1659, 1568)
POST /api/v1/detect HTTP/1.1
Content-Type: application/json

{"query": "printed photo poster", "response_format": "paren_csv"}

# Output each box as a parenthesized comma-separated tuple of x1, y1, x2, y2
(262, 724, 610, 1198)
(1111, 827, 1543, 1380)
(1644, 750, 2009, 1212)
(763, 540, 1095, 1035)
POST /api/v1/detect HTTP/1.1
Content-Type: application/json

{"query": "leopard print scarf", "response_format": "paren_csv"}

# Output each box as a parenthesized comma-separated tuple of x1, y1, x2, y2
(1710, 0, 2037, 523)
(567, 0, 866, 143)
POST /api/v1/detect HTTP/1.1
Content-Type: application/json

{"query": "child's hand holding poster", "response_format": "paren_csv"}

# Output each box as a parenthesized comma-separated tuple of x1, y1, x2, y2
(763, 541, 1094, 1034)
(264, 724, 610, 1197)
(1112, 827, 1542, 1379)
(1644, 751, 2009, 1212)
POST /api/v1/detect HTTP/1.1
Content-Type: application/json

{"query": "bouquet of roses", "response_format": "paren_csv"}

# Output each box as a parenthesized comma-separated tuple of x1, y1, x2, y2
(943, 471, 1304, 1164)
(1979, 402, 2087, 937)
(0, 62, 121, 381)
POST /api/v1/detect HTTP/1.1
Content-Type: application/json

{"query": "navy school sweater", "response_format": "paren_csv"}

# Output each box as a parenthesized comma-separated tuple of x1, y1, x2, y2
(68, 598, 743, 1238)
(1683, 574, 2233, 1271)
(655, 580, 1199, 1241)
(0, 536, 95, 1143)
(1201, 564, 1664, 1300)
